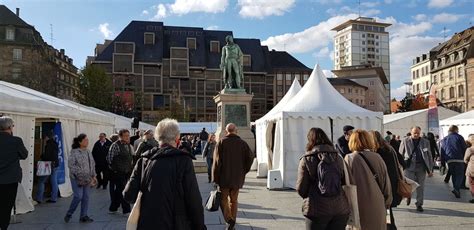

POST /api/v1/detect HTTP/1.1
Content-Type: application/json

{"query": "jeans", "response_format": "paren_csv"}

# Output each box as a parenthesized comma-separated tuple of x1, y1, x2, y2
(448, 162, 465, 192)
(109, 173, 131, 214)
(0, 183, 18, 230)
(66, 179, 90, 218)
(36, 167, 59, 202)
(305, 214, 349, 230)
(206, 157, 213, 181)
(405, 167, 426, 207)
(220, 188, 239, 223)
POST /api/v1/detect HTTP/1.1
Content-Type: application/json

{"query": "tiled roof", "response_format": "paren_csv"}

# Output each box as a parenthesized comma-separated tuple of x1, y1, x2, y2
(327, 78, 368, 89)
(0, 5, 32, 28)
(267, 50, 310, 71)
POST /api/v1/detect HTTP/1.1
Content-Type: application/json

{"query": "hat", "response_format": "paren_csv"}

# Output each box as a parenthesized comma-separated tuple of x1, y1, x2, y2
(343, 125, 354, 132)
(386, 131, 392, 135)
(144, 129, 153, 135)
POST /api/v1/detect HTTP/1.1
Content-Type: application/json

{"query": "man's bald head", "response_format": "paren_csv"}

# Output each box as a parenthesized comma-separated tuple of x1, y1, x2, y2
(225, 123, 237, 134)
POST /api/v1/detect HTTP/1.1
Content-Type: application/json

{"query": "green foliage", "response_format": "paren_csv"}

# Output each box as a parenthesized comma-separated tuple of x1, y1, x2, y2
(79, 65, 113, 111)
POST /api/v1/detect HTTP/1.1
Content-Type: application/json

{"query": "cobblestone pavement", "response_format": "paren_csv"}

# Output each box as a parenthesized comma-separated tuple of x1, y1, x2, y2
(9, 170, 474, 230)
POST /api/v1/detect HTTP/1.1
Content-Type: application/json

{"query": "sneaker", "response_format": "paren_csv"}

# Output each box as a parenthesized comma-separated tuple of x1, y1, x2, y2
(416, 205, 424, 212)
(79, 216, 94, 223)
(64, 215, 72, 223)
(108, 210, 119, 214)
(452, 190, 461, 198)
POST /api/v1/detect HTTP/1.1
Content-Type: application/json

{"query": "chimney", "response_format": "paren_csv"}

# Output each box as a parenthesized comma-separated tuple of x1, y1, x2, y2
(16, 8, 20, 17)
(60, 49, 65, 54)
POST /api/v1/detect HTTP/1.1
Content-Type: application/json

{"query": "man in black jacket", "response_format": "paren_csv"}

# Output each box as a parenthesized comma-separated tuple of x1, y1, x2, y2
(35, 131, 59, 203)
(199, 128, 209, 155)
(123, 118, 205, 230)
(0, 116, 28, 230)
(92, 133, 112, 189)
(335, 125, 354, 157)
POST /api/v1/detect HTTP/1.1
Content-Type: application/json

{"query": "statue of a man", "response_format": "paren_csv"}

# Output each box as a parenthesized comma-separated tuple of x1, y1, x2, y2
(220, 35, 244, 89)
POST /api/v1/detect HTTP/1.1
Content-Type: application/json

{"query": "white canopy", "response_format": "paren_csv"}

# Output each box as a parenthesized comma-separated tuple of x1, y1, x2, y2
(267, 65, 383, 189)
(440, 110, 474, 139)
(383, 107, 459, 137)
(255, 79, 301, 177)
(0, 81, 115, 214)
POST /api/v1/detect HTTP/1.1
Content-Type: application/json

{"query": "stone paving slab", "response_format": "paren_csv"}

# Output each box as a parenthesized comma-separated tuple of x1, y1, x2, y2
(9, 170, 474, 230)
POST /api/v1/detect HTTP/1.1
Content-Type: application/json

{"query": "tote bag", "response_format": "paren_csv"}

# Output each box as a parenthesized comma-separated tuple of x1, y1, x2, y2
(36, 161, 52, 176)
(205, 189, 221, 212)
(342, 156, 361, 229)
(126, 192, 142, 230)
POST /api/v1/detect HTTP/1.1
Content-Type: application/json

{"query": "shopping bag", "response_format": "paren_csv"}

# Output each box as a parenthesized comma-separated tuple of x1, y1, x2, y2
(404, 177, 419, 193)
(205, 189, 221, 212)
(342, 157, 361, 229)
(36, 161, 52, 176)
(126, 192, 142, 230)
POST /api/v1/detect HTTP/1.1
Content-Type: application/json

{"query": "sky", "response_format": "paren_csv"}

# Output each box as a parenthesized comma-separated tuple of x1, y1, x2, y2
(1, 0, 473, 99)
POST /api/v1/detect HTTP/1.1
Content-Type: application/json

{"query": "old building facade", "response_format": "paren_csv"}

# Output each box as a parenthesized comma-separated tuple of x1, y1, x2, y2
(0, 5, 80, 101)
(410, 54, 431, 97)
(88, 21, 312, 123)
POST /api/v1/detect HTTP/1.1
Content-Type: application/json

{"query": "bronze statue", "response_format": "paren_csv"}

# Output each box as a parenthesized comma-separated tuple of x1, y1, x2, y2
(220, 35, 244, 89)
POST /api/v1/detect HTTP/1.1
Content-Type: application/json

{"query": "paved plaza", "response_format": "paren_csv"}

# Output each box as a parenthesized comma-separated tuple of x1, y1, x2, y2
(9, 170, 474, 230)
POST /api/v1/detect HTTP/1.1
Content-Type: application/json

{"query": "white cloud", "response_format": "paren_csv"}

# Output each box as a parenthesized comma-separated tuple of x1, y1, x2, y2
(313, 47, 333, 61)
(326, 5, 380, 17)
(262, 13, 358, 53)
(169, 0, 228, 15)
(318, 0, 343, 4)
(98, 23, 113, 39)
(412, 14, 427, 21)
(391, 85, 409, 100)
(428, 0, 453, 8)
(142, 10, 149, 15)
(361, 1, 380, 8)
(381, 17, 432, 38)
(238, 0, 295, 19)
(323, 69, 334, 78)
(432, 13, 464, 23)
(206, 25, 219, 30)
(151, 4, 167, 20)
(439, 29, 451, 34)
(384, 0, 393, 4)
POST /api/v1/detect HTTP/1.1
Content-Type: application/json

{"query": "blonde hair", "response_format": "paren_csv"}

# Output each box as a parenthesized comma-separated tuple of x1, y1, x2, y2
(349, 129, 375, 152)
(155, 118, 180, 146)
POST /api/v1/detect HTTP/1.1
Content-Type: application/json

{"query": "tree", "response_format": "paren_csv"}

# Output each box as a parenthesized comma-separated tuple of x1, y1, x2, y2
(397, 93, 428, 112)
(79, 65, 113, 111)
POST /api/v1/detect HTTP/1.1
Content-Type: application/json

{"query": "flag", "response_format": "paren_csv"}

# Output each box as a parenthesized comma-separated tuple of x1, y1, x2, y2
(427, 85, 439, 134)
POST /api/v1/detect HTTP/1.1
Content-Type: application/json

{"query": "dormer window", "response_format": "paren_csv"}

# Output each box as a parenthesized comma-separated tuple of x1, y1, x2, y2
(6, 27, 14, 41)
(187, 37, 196, 50)
(210, 41, 220, 53)
(144, 32, 155, 45)
(243, 55, 251, 67)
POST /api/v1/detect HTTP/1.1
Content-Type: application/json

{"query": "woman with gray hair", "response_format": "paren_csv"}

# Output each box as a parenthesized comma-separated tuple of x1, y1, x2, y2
(0, 116, 28, 230)
(123, 118, 205, 229)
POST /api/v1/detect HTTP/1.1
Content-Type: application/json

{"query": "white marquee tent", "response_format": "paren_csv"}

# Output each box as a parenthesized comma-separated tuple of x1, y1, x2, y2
(1, 81, 123, 214)
(265, 65, 383, 189)
(255, 79, 301, 177)
(383, 107, 459, 137)
(440, 110, 474, 139)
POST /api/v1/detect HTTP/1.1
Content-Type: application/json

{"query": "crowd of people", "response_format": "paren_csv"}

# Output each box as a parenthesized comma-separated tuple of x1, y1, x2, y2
(1, 113, 474, 230)
(297, 124, 474, 230)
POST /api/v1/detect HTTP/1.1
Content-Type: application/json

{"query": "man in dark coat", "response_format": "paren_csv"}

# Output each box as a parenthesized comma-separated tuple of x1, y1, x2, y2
(92, 133, 112, 189)
(199, 128, 209, 155)
(441, 125, 468, 198)
(335, 125, 354, 157)
(0, 116, 28, 230)
(123, 118, 205, 230)
(213, 123, 254, 230)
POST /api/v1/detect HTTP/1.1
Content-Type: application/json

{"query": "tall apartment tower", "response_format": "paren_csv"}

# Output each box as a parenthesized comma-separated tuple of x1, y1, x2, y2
(332, 17, 391, 111)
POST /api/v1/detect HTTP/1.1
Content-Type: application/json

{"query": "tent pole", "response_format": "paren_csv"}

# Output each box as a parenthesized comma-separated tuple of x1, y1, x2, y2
(329, 118, 334, 143)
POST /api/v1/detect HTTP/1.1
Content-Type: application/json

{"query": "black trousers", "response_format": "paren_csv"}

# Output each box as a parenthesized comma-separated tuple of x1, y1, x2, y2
(305, 214, 349, 230)
(95, 166, 109, 189)
(0, 183, 18, 230)
(109, 173, 131, 214)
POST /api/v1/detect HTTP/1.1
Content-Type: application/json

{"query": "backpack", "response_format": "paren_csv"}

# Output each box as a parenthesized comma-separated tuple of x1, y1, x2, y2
(315, 152, 342, 197)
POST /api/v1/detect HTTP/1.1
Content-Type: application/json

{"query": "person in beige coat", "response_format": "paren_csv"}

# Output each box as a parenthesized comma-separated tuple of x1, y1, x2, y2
(345, 129, 392, 230)
(464, 134, 474, 203)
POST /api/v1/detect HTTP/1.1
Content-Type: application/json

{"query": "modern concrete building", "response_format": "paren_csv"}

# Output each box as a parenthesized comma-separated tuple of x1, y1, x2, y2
(0, 5, 80, 101)
(430, 26, 473, 112)
(410, 53, 431, 97)
(88, 21, 311, 123)
(332, 17, 391, 112)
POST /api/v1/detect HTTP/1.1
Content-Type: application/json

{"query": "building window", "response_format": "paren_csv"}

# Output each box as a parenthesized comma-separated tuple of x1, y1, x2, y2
(362, 48, 365, 52)
(433, 75, 437, 83)
(303, 74, 309, 81)
(440, 73, 444, 82)
(113, 54, 133, 73)
(294, 73, 301, 81)
(243, 55, 251, 67)
(210, 41, 220, 53)
(425, 81, 429, 91)
(458, 85, 464, 97)
(187, 37, 196, 50)
(12, 49, 22, 61)
(412, 71, 416, 80)
(277, 73, 283, 80)
(285, 73, 291, 81)
(449, 69, 453, 79)
(369, 101, 375, 106)
(340, 88, 345, 94)
(144, 32, 155, 45)
(11, 68, 21, 79)
(362, 34, 365, 38)
(348, 88, 352, 94)
(355, 99, 359, 104)
(6, 28, 14, 41)
(441, 88, 445, 99)
(355, 89, 359, 94)
(369, 81, 374, 86)
(449, 87, 455, 98)
(458, 67, 463, 77)
(170, 47, 189, 77)
(362, 41, 365, 45)
(375, 35, 379, 39)
(376, 42, 379, 46)
(416, 84, 420, 93)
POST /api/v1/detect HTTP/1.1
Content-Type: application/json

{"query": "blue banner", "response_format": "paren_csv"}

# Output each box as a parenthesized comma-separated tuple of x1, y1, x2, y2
(53, 122, 66, 184)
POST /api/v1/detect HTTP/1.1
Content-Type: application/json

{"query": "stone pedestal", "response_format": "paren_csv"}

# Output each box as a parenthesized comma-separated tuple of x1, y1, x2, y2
(213, 89, 255, 153)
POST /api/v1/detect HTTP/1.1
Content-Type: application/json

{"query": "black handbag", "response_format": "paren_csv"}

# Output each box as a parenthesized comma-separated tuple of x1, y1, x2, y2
(205, 189, 221, 212)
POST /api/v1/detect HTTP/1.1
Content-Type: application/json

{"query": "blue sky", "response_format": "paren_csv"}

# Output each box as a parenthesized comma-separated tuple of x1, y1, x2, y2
(1, 0, 473, 99)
